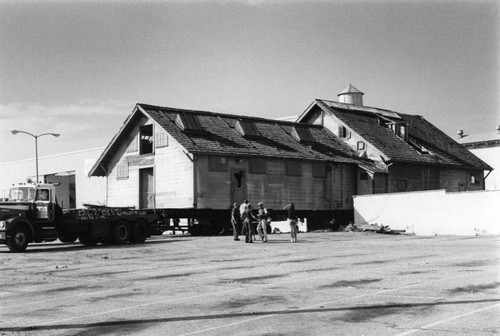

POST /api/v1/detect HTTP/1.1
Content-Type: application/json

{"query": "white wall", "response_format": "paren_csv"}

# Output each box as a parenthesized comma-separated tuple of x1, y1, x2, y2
(353, 189, 500, 235)
(0, 148, 106, 207)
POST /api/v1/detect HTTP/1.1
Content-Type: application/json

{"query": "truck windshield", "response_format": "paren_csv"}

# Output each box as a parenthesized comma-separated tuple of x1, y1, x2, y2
(9, 187, 36, 202)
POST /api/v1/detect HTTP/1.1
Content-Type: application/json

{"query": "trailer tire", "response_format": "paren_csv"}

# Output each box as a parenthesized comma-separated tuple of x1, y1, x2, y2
(59, 233, 78, 243)
(130, 220, 148, 244)
(79, 234, 99, 246)
(7, 225, 30, 252)
(112, 220, 130, 244)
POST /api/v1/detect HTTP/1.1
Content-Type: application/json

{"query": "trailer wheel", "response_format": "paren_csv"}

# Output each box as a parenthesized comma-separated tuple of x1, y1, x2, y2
(130, 220, 148, 244)
(112, 220, 130, 244)
(79, 234, 99, 246)
(59, 233, 78, 243)
(7, 225, 30, 252)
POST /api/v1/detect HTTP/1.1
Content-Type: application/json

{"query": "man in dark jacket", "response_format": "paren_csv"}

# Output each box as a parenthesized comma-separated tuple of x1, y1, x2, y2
(231, 203, 241, 241)
(241, 204, 257, 243)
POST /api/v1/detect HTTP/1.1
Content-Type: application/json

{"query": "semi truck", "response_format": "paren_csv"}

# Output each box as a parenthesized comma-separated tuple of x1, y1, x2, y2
(0, 183, 166, 252)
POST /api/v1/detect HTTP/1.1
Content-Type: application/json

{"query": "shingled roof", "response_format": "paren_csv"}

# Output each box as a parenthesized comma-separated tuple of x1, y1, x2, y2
(300, 99, 492, 171)
(89, 103, 363, 176)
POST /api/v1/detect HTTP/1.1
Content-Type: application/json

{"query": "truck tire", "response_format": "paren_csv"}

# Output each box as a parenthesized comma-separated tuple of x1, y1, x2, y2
(79, 233, 99, 246)
(59, 233, 78, 243)
(112, 220, 130, 244)
(7, 225, 30, 252)
(129, 220, 148, 244)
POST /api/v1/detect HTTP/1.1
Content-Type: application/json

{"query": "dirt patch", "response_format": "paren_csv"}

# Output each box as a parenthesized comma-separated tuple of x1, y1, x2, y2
(319, 278, 382, 289)
(219, 295, 287, 310)
(337, 304, 430, 323)
(452, 260, 491, 268)
(449, 282, 500, 294)
(353, 260, 391, 265)
(85, 290, 144, 303)
(143, 271, 199, 280)
(278, 258, 318, 264)
(229, 274, 287, 284)
(297, 267, 340, 273)
(398, 270, 434, 275)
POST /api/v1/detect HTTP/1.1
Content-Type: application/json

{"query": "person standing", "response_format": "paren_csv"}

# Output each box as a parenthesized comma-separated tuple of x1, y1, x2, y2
(285, 203, 298, 242)
(230, 203, 241, 241)
(239, 199, 249, 219)
(256, 202, 269, 242)
(241, 203, 257, 243)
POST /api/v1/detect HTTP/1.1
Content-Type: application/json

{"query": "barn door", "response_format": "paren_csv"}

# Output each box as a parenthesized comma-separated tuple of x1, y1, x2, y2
(139, 168, 155, 209)
(230, 169, 247, 206)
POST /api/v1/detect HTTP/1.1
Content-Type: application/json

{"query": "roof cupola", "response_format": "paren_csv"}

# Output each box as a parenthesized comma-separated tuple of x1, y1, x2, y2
(337, 84, 364, 106)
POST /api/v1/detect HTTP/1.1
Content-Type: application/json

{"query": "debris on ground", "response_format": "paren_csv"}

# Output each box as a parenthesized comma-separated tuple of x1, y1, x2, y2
(356, 223, 406, 235)
(342, 222, 405, 234)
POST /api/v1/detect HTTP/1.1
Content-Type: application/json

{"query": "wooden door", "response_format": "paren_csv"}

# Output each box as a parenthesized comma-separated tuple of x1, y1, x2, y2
(139, 168, 155, 209)
(230, 169, 246, 206)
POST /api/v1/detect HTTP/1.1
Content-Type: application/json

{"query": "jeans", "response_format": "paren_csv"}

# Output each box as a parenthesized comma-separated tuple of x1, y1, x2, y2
(257, 220, 268, 242)
(289, 219, 298, 242)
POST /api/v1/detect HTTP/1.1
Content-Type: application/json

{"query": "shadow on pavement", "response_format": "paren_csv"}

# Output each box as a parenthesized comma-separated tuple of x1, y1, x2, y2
(2, 298, 498, 333)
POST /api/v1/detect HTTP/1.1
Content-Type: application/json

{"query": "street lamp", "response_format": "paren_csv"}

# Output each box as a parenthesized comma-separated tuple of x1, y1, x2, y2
(11, 130, 60, 184)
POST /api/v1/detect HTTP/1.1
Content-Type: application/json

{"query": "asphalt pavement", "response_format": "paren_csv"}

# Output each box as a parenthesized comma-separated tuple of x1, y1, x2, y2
(0, 232, 499, 336)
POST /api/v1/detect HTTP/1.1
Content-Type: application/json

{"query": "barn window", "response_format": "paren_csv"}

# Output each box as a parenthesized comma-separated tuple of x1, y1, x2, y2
(312, 162, 326, 178)
(140, 125, 154, 155)
(387, 122, 408, 141)
(469, 172, 481, 184)
(250, 158, 266, 174)
(338, 125, 351, 139)
(209, 156, 228, 172)
(155, 132, 168, 148)
(117, 162, 129, 179)
(286, 160, 302, 176)
(357, 141, 365, 151)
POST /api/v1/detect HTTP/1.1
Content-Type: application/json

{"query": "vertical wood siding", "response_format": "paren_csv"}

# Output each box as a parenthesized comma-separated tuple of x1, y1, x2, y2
(388, 164, 484, 192)
(195, 156, 356, 210)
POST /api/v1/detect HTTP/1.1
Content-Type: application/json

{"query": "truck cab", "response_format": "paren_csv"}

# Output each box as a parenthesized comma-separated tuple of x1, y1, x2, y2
(0, 183, 62, 252)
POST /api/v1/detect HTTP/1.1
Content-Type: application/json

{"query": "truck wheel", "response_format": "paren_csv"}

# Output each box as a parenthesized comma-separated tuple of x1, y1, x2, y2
(130, 220, 148, 244)
(79, 234, 99, 246)
(7, 226, 29, 252)
(112, 220, 130, 244)
(59, 233, 78, 243)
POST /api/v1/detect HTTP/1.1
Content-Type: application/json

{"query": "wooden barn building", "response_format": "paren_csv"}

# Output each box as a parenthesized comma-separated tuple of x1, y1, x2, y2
(88, 104, 373, 219)
(297, 84, 492, 194)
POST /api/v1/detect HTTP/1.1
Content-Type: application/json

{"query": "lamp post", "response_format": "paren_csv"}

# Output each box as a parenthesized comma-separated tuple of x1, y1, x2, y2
(11, 130, 60, 184)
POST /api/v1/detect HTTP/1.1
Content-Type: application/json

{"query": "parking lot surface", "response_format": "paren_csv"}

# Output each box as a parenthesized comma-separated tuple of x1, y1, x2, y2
(0, 232, 499, 336)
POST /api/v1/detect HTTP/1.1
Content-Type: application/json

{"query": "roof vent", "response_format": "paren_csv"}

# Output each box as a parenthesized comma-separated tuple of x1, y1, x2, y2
(338, 84, 364, 106)
(291, 125, 314, 143)
(176, 113, 203, 132)
(496, 125, 500, 133)
(235, 120, 260, 137)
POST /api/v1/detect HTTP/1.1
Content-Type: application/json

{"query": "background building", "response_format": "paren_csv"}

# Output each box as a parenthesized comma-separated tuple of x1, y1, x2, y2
(0, 148, 106, 208)
(457, 127, 500, 190)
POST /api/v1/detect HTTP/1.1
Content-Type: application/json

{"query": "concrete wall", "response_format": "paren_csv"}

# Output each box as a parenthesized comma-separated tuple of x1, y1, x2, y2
(353, 189, 499, 235)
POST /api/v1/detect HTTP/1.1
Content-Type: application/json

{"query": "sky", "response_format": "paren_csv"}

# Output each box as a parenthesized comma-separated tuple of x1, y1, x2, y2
(0, 0, 498, 163)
